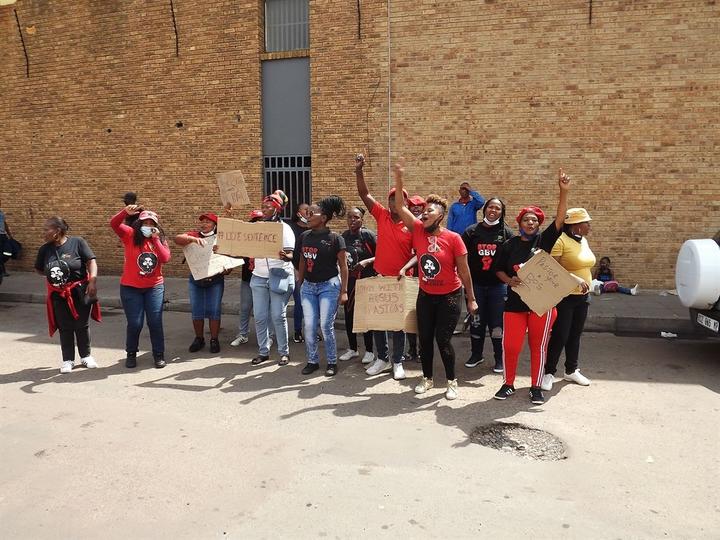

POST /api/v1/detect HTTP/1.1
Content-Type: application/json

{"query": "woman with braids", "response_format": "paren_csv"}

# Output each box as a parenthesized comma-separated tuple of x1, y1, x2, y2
(250, 190, 296, 367)
(339, 206, 378, 365)
(298, 195, 349, 377)
(35, 216, 101, 374)
(492, 169, 573, 405)
(111, 205, 171, 369)
(393, 159, 478, 400)
(461, 197, 514, 373)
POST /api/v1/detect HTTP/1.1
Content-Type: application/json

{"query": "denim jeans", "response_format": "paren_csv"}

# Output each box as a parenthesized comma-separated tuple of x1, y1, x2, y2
(292, 283, 304, 333)
(250, 274, 294, 356)
(188, 277, 224, 320)
(470, 282, 507, 362)
(238, 279, 253, 335)
(301, 276, 341, 365)
(120, 284, 165, 357)
(374, 330, 403, 364)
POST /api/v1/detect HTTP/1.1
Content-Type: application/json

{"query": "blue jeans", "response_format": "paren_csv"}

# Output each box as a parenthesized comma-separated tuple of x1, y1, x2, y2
(120, 284, 165, 357)
(470, 282, 507, 362)
(250, 274, 294, 356)
(292, 283, 304, 333)
(301, 277, 341, 365)
(188, 277, 224, 320)
(238, 279, 253, 335)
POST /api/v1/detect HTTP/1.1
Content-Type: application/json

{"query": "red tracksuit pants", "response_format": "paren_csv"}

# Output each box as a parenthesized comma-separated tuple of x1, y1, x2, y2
(502, 309, 557, 387)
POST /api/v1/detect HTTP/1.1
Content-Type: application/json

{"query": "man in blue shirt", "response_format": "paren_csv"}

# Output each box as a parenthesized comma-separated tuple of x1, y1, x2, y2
(447, 182, 485, 235)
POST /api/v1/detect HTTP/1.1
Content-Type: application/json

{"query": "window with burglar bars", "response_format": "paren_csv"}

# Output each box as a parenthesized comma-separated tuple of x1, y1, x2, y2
(264, 155, 312, 219)
(265, 0, 309, 52)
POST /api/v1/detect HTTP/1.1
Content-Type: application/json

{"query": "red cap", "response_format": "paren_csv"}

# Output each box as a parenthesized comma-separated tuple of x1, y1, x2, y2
(516, 206, 545, 225)
(199, 212, 218, 224)
(388, 187, 409, 199)
(408, 195, 426, 208)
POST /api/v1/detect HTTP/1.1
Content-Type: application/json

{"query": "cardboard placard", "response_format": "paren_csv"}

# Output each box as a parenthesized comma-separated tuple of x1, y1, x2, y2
(183, 240, 244, 281)
(216, 170, 251, 207)
(353, 276, 419, 334)
(216, 218, 283, 259)
(515, 250, 580, 316)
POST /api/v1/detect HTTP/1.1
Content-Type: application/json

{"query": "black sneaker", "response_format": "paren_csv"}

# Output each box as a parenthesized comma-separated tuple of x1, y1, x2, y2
(492, 361, 504, 374)
(494, 384, 515, 400)
(154, 355, 166, 369)
(530, 387, 544, 405)
(301, 363, 320, 375)
(251, 355, 270, 365)
(325, 364, 338, 377)
(189, 337, 205, 352)
(464, 355, 485, 368)
(125, 352, 137, 369)
(293, 331, 304, 343)
(209, 338, 220, 354)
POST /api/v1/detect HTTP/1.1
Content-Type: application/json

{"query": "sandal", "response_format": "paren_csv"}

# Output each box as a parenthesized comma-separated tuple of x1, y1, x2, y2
(278, 355, 290, 366)
(251, 355, 270, 365)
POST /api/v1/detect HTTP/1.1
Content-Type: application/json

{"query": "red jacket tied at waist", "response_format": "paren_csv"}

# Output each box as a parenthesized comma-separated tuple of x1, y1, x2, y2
(45, 278, 102, 336)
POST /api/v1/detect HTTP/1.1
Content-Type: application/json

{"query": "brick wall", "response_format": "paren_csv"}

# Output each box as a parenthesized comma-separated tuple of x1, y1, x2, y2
(1, 0, 718, 287)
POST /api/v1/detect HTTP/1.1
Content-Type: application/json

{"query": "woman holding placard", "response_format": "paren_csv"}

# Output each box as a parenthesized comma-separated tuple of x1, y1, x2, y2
(392, 159, 478, 401)
(174, 212, 225, 355)
(492, 170, 572, 405)
(250, 191, 296, 367)
(298, 195, 349, 377)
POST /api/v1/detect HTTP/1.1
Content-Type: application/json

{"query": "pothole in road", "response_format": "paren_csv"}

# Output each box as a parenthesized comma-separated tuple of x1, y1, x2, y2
(470, 422, 566, 461)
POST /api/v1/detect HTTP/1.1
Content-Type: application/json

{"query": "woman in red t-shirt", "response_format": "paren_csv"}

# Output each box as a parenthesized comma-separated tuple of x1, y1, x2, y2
(393, 159, 478, 400)
(110, 205, 171, 369)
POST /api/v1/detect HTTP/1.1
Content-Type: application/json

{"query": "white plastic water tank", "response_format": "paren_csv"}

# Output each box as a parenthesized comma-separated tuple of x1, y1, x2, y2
(675, 239, 720, 309)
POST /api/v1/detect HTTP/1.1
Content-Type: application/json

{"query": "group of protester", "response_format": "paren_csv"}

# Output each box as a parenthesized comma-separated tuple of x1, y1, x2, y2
(35, 156, 638, 405)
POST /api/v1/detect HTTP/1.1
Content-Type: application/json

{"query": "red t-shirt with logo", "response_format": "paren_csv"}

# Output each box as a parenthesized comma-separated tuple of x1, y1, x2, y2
(111, 210, 171, 288)
(370, 202, 413, 276)
(411, 220, 467, 295)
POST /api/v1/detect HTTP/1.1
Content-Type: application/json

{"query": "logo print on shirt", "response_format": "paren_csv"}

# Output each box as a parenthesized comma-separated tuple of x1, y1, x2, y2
(303, 247, 318, 273)
(46, 260, 70, 286)
(137, 252, 158, 275)
(476, 243, 498, 271)
(420, 254, 441, 280)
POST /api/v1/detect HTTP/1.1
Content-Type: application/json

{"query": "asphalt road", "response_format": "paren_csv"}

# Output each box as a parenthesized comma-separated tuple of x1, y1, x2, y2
(1, 302, 718, 539)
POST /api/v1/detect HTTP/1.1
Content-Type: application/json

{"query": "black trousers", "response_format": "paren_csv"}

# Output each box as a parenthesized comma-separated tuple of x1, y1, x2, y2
(545, 293, 589, 376)
(52, 286, 92, 361)
(416, 288, 462, 380)
(344, 277, 374, 352)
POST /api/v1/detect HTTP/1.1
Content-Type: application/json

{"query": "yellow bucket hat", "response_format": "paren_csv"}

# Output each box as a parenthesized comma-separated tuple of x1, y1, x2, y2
(565, 207, 592, 224)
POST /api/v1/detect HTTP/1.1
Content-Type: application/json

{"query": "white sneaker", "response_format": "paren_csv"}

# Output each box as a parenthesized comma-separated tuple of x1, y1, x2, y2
(414, 377, 434, 394)
(80, 355, 98, 369)
(445, 379, 458, 400)
(630, 284, 639, 296)
(361, 351, 375, 364)
(230, 334, 248, 347)
(392, 363, 406, 380)
(339, 349, 359, 361)
(564, 370, 591, 386)
(540, 373, 554, 391)
(366, 359, 391, 376)
(60, 361, 74, 374)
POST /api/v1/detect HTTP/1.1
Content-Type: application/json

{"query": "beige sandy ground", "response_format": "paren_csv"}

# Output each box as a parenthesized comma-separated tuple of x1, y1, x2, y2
(0, 302, 718, 539)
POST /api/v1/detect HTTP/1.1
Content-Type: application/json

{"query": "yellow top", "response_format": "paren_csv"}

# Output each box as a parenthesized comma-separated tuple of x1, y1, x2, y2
(551, 233, 596, 294)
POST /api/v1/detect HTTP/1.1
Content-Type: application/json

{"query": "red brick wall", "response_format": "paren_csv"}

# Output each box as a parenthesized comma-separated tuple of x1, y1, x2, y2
(1, 0, 718, 287)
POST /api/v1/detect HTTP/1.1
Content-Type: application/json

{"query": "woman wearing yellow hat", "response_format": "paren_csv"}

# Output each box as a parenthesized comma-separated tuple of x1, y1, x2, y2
(542, 207, 594, 392)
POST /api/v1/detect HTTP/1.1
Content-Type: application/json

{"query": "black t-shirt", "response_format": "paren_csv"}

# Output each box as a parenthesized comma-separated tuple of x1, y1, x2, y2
(341, 227, 377, 279)
(288, 220, 309, 270)
(300, 229, 346, 283)
(462, 221, 514, 286)
(35, 236, 96, 286)
(492, 222, 562, 312)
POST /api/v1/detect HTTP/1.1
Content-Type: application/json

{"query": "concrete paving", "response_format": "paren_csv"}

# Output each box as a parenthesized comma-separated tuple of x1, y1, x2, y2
(0, 271, 698, 336)
(0, 302, 718, 539)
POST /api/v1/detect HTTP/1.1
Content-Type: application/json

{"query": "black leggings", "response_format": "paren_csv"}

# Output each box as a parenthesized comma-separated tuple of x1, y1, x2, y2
(545, 293, 589, 376)
(416, 288, 462, 380)
(344, 277, 374, 352)
(52, 288, 92, 361)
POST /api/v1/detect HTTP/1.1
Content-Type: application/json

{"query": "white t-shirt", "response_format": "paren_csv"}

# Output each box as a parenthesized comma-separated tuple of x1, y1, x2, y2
(252, 221, 296, 278)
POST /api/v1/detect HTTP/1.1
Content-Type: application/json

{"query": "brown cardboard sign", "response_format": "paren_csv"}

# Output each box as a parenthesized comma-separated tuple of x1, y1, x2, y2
(216, 170, 251, 207)
(216, 218, 283, 259)
(353, 276, 419, 333)
(515, 249, 579, 316)
(183, 240, 244, 281)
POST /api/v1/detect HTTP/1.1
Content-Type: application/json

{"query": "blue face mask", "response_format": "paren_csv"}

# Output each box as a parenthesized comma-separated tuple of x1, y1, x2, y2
(140, 226, 155, 238)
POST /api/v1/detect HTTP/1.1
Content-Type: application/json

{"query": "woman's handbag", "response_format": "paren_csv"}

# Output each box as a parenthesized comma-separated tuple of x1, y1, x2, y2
(269, 266, 291, 294)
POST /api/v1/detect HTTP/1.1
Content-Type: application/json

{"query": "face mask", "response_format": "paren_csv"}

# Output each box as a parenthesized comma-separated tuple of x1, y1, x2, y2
(483, 217, 500, 226)
(299, 216, 308, 224)
(200, 230, 215, 237)
(426, 216, 442, 234)
(141, 226, 155, 238)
